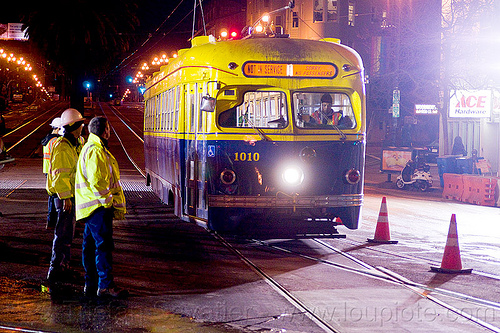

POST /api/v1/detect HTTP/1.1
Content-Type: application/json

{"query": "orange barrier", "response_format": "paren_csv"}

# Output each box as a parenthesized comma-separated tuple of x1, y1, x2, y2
(442, 173, 464, 201)
(462, 174, 479, 204)
(462, 175, 498, 207)
(482, 177, 498, 207)
(431, 214, 472, 274)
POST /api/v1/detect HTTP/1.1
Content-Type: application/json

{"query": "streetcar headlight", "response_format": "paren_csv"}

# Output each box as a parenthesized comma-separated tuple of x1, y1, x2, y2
(220, 169, 236, 185)
(345, 168, 361, 184)
(299, 146, 316, 163)
(282, 166, 304, 186)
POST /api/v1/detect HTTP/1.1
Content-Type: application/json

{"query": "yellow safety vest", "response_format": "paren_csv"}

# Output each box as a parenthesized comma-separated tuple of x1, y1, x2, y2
(46, 136, 82, 199)
(43, 136, 58, 174)
(75, 133, 126, 221)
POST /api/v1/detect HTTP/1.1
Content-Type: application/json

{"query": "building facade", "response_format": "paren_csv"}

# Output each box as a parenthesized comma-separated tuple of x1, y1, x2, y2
(440, 0, 500, 174)
(246, 0, 442, 149)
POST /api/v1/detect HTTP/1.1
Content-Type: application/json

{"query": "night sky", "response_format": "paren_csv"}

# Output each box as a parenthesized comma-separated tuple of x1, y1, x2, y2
(1, 0, 195, 74)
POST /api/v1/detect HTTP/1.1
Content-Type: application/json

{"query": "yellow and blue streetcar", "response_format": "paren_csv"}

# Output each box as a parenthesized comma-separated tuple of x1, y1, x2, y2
(143, 33, 366, 237)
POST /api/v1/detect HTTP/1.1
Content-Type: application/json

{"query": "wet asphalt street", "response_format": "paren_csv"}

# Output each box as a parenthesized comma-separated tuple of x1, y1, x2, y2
(3, 106, 499, 333)
(1, 158, 327, 333)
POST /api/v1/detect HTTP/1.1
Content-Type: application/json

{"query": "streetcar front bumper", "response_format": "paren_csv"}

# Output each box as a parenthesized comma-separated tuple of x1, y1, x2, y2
(208, 194, 363, 208)
(208, 194, 362, 231)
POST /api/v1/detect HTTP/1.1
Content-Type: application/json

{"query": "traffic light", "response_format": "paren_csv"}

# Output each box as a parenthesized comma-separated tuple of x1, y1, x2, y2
(82, 81, 92, 90)
(126, 75, 133, 83)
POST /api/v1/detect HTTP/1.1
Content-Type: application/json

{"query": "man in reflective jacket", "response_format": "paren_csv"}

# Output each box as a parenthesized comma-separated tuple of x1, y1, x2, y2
(46, 108, 84, 284)
(75, 116, 127, 298)
(42, 117, 61, 231)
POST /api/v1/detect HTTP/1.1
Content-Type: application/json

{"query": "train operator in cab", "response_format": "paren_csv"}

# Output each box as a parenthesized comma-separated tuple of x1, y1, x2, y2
(300, 93, 352, 128)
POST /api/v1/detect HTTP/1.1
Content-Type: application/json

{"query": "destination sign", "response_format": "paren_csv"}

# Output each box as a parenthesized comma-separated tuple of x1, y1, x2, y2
(243, 62, 337, 79)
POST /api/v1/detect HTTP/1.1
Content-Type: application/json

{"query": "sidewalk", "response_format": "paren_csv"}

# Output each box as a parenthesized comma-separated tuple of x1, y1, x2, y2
(364, 145, 443, 200)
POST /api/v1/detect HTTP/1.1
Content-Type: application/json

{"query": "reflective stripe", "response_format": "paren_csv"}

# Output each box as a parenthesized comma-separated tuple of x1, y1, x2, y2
(80, 144, 95, 180)
(58, 190, 72, 198)
(52, 167, 71, 176)
(76, 196, 112, 210)
(95, 189, 110, 196)
(75, 182, 87, 189)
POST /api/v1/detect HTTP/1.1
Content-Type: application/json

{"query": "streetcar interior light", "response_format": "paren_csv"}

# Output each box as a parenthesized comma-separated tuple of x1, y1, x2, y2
(282, 166, 304, 186)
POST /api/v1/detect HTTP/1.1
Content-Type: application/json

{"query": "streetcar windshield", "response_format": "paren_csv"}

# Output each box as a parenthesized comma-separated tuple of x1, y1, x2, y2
(218, 91, 287, 128)
(293, 92, 356, 129)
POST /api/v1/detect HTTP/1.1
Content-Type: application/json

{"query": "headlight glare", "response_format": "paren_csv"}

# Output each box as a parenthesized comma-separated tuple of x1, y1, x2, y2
(282, 166, 304, 186)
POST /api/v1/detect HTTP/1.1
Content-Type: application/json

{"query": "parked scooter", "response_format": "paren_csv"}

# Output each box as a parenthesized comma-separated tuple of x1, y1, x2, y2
(396, 159, 433, 192)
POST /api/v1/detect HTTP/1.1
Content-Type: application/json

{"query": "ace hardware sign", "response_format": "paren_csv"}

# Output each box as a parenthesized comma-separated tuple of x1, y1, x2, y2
(449, 90, 492, 118)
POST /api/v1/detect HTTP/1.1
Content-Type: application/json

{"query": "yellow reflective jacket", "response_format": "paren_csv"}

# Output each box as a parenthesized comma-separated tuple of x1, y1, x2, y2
(42, 136, 58, 174)
(75, 133, 126, 221)
(46, 136, 83, 199)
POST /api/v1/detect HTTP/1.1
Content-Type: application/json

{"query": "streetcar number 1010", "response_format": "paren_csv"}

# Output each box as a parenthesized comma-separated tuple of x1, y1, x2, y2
(234, 152, 260, 162)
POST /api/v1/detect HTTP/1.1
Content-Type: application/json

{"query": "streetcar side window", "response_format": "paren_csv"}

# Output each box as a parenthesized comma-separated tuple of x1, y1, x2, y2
(293, 92, 356, 129)
(175, 86, 180, 132)
(161, 92, 167, 131)
(218, 91, 287, 129)
(156, 94, 161, 131)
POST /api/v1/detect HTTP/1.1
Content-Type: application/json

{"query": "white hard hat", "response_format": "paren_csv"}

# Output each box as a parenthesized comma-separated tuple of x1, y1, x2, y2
(60, 108, 83, 127)
(50, 117, 61, 128)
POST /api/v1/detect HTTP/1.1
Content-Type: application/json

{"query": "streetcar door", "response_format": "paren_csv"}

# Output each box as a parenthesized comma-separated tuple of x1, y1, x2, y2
(184, 83, 197, 218)
(196, 83, 209, 220)
(184, 82, 209, 224)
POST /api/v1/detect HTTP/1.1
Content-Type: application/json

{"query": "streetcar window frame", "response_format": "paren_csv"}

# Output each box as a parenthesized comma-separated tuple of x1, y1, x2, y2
(218, 90, 288, 129)
(292, 91, 356, 130)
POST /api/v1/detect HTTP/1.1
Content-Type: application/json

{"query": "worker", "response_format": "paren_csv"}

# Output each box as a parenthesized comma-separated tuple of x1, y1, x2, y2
(46, 108, 85, 286)
(75, 116, 127, 298)
(41, 117, 61, 231)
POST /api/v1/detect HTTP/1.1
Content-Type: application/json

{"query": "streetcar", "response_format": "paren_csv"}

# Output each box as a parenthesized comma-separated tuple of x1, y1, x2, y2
(143, 32, 366, 236)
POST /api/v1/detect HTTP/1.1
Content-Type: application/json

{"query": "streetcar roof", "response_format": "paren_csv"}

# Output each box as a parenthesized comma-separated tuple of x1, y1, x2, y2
(145, 36, 364, 92)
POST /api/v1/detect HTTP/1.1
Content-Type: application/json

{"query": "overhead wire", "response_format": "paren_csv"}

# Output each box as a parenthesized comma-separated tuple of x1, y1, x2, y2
(106, 0, 189, 77)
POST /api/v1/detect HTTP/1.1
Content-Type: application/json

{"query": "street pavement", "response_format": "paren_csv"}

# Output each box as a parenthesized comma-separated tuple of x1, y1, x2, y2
(2, 151, 492, 333)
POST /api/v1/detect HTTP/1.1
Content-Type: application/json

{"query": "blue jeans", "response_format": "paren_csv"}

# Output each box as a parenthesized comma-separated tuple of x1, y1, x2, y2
(82, 207, 115, 290)
(47, 194, 58, 228)
(48, 197, 75, 280)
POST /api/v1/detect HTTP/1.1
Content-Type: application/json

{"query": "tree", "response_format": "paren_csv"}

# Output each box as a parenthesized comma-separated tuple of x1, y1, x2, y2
(361, 0, 441, 146)
(22, 1, 139, 113)
(440, 0, 497, 152)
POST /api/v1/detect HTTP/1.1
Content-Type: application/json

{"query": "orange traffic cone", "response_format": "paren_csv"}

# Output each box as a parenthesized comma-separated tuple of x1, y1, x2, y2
(367, 197, 398, 244)
(431, 214, 472, 274)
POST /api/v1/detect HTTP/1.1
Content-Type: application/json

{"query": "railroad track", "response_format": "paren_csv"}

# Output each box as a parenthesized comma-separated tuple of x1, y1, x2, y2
(215, 235, 500, 332)
(2, 102, 66, 157)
